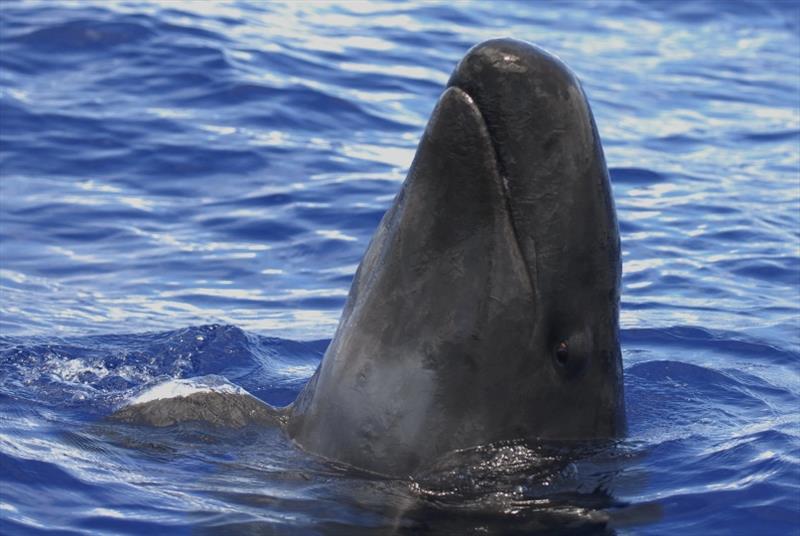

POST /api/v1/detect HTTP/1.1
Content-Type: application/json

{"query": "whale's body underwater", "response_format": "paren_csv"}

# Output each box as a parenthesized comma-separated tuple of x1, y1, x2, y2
(113, 38, 624, 478)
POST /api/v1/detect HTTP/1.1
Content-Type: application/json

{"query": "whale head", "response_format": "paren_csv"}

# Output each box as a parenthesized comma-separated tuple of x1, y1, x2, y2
(288, 38, 624, 476)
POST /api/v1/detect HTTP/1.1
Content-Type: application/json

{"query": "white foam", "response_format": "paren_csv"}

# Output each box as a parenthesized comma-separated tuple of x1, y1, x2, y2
(128, 375, 247, 406)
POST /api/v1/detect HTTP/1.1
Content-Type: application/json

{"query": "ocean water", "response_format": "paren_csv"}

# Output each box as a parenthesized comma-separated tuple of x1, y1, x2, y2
(1, 0, 798, 534)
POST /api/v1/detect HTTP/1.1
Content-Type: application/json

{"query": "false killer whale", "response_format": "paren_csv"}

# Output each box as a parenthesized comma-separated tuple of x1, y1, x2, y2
(112, 38, 624, 478)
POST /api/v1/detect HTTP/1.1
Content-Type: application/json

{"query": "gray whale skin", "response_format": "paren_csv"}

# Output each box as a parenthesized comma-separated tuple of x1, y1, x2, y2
(112, 38, 625, 478)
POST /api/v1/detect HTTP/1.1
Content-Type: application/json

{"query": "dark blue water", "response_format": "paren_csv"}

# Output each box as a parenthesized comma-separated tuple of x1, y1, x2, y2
(1, 1, 798, 534)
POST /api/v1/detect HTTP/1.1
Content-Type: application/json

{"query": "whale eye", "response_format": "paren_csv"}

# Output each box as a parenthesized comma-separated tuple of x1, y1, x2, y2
(553, 338, 588, 378)
(555, 341, 569, 366)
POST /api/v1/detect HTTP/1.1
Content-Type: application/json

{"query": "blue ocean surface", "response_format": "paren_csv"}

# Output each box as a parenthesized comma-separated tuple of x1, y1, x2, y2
(1, 1, 798, 534)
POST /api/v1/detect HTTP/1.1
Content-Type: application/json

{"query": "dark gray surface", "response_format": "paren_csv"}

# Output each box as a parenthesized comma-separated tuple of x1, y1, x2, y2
(111, 392, 283, 428)
(287, 39, 624, 476)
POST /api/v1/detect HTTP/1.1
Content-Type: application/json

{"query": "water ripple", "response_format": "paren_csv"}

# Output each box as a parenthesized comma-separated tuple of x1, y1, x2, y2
(0, 1, 798, 534)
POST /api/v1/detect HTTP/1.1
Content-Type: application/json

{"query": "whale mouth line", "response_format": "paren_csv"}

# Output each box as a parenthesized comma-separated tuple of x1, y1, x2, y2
(448, 84, 510, 185)
(450, 83, 538, 300)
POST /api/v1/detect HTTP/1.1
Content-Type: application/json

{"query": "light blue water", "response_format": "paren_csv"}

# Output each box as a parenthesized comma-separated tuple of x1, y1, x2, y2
(1, 1, 798, 534)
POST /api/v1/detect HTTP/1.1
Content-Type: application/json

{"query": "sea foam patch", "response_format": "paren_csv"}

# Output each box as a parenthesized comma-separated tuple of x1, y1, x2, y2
(112, 374, 279, 428)
(128, 375, 247, 406)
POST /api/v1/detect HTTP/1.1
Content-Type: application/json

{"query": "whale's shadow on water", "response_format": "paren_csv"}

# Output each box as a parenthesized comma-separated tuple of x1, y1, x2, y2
(98, 417, 660, 535)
